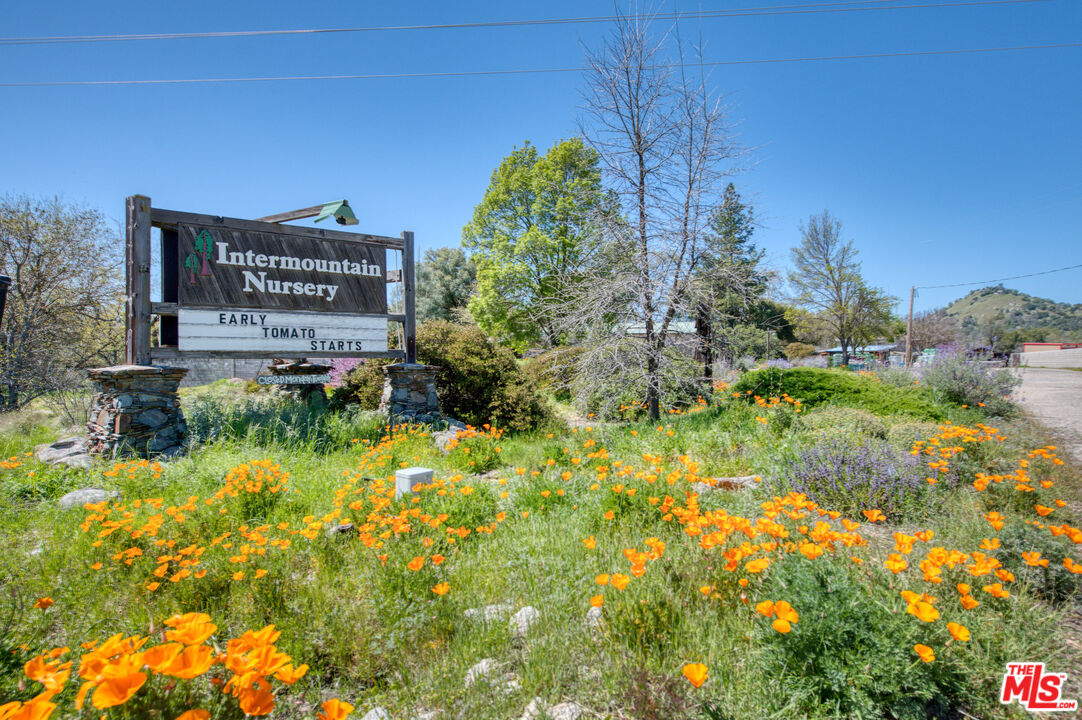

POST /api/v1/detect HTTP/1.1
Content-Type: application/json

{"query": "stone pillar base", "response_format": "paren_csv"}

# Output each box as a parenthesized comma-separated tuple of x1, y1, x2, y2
(379, 363, 445, 425)
(86, 365, 189, 459)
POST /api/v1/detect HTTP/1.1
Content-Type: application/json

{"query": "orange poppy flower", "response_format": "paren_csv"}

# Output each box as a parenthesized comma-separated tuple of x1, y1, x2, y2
(161, 645, 215, 680)
(318, 699, 355, 720)
(407, 556, 424, 572)
(946, 622, 970, 642)
(906, 601, 939, 623)
(33, 598, 53, 610)
(960, 594, 979, 610)
(610, 574, 630, 591)
(237, 680, 275, 716)
(862, 509, 885, 523)
(771, 618, 792, 633)
(914, 644, 935, 663)
(682, 663, 708, 688)
(583, 536, 596, 549)
(175, 711, 211, 720)
(590, 594, 604, 608)
(431, 582, 450, 596)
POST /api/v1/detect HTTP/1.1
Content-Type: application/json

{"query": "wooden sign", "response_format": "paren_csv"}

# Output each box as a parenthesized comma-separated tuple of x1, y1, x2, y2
(176, 223, 387, 315)
(177, 308, 388, 354)
(126, 196, 416, 363)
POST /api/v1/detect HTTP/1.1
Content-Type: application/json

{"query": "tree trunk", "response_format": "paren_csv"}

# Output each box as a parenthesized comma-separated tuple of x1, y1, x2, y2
(695, 302, 713, 384)
(646, 348, 660, 421)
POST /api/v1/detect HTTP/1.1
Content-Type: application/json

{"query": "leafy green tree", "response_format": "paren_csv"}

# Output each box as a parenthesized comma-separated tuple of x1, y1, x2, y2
(463, 137, 614, 351)
(0, 195, 123, 407)
(416, 247, 476, 324)
(788, 211, 894, 366)
(693, 185, 784, 371)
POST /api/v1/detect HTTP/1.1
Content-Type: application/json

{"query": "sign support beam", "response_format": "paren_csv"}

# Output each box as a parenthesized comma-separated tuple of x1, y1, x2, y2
(125, 195, 152, 365)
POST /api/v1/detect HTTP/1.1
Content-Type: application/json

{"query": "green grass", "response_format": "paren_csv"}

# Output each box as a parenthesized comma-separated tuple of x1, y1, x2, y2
(0, 381, 1080, 719)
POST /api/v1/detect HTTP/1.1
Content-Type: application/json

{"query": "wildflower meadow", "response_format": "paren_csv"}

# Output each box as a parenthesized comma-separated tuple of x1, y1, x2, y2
(1, 369, 1080, 719)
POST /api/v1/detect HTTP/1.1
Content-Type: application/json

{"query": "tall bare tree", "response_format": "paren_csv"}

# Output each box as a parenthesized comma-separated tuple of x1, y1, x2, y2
(0, 196, 123, 408)
(555, 11, 739, 420)
(788, 211, 894, 366)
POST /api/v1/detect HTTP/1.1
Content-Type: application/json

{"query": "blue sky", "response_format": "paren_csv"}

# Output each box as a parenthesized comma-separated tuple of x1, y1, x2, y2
(2, 0, 1079, 314)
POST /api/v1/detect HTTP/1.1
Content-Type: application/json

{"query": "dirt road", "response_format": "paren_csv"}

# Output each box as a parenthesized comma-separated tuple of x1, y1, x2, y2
(1014, 367, 1082, 464)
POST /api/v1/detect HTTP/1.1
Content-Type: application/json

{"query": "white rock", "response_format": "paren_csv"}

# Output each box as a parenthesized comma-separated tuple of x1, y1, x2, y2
(510, 606, 540, 638)
(585, 606, 604, 630)
(547, 702, 585, 720)
(499, 673, 522, 695)
(465, 658, 498, 688)
(57, 488, 119, 510)
(361, 709, 389, 720)
(463, 603, 514, 622)
(411, 711, 439, 720)
(520, 697, 547, 720)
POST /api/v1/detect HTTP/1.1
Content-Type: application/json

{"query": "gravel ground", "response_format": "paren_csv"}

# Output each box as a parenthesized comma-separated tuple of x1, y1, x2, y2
(1014, 367, 1082, 465)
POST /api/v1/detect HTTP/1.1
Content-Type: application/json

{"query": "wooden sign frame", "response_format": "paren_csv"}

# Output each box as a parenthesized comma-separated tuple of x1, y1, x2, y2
(125, 195, 416, 365)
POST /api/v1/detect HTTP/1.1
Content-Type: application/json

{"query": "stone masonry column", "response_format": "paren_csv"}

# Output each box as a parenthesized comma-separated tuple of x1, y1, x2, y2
(86, 365, 189, 459)
(379, 363, 443, 425)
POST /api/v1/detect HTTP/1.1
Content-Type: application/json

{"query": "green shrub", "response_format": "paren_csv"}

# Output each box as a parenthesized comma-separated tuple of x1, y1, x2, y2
(731, 367, 944, 420)
(799, 406, 887, 439)
(328, 359, 392, 411)
(325, 322, 553, 431)
(572, 344, 704, 420)
(416, 321, 553, 432)
(784, 341, 816, 360)
(521, 346, 585, 400)
(755, 560, 966, 719)
(992, 522, 1082, 606)
(886, 421, 941, 449)
(920, 355, 1020, 417)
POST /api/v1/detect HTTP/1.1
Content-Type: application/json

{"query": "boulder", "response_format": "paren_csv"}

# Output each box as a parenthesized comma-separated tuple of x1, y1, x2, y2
(58, 488, 119, 510)
(464, 658, 498, 688)
(520, 697, 547, 720)
(510, 606, 540, 638)
(35, 437, 90, 466)
(691, 475, 762, 493)
(432, 429, 459, 453)
(548, 702, 585, 720)
(361, 709, 389, 720)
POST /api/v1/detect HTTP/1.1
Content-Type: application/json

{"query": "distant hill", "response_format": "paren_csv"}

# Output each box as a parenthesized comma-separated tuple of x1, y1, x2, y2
(942, 285, 1082, 342)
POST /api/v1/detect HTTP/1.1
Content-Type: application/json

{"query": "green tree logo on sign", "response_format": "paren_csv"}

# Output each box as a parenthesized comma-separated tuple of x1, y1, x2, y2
(185, 230, 215, 284)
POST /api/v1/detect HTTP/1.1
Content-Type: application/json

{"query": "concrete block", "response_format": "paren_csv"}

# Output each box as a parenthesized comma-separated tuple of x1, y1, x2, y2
(396, 467, 433, 498)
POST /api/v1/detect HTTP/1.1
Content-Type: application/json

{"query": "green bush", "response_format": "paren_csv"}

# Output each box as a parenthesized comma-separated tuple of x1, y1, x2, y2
(327, 359, 392, 411)
(920, 355, 1020, 417)
(755, 560, 965, 719)
(886, 420, 942, 450)
(799, 406, 888, 439)
(992, 522, 1082, 607)
(416, 321, 552, 432)
(326, 322, 553, 431)
(572, 344, 704, 420)
(521, 346, 586, 400)
(731, 367, 944, 420)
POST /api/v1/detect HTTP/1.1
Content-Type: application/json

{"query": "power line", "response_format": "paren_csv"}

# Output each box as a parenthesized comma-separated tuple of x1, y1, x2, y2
(1, 40, 1078, 88)
(0, 0, 1050, 46)
(916, 262, 1082, 290)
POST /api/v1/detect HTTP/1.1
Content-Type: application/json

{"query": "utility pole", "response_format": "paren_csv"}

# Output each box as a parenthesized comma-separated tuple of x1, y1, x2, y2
(904, 285, 915, 369)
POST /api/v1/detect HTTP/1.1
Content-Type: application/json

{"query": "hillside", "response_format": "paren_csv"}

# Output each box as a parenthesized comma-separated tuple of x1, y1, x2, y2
(943, 285, 1082, 342)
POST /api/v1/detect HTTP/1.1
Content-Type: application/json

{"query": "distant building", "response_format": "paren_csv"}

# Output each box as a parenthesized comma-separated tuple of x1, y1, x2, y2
(817, 342, 901, 365)
(1021, 342, 1082, 353)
